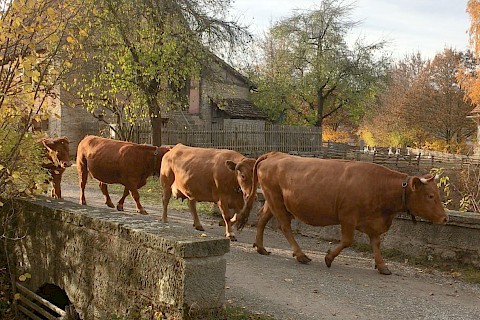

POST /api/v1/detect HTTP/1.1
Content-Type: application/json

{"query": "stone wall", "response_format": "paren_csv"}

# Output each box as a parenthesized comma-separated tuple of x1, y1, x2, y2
(4, 197, 230, 319)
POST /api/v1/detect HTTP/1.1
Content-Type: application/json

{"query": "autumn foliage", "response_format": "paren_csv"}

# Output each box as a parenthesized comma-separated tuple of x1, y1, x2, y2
(0, 0, 83, 200)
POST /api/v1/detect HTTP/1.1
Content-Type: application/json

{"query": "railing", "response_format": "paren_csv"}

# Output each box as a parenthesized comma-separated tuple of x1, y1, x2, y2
(16, 282, 66, 320)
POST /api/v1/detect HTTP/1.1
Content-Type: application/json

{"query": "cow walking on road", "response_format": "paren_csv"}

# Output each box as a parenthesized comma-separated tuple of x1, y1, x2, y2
(160, 144, 256, 240)
(40, 136, 72, 198)
(76, 135, 170, 214)
(237, 152, 449, 275)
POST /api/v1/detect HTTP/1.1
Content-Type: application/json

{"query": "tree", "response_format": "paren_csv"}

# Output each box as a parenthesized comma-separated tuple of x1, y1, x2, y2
(363, 49, 475, 152)
(410, 49, 475, 150)
(459, 0, 480, 106)
(365, 53, 426, 146)
(70, 0, 250, 145)
(0, 0, 83, 201)
(248, 0, 390, 140)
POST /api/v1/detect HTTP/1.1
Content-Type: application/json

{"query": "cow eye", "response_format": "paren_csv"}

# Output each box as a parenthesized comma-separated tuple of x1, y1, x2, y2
(428, 194, 434, 200)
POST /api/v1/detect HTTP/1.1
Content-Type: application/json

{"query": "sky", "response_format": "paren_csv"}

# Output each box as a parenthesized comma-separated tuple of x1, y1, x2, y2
(230, 0, 471, 60)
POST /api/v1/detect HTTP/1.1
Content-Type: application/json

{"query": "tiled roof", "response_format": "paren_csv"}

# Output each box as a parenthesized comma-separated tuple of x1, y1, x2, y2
(219, 98, 268, 120)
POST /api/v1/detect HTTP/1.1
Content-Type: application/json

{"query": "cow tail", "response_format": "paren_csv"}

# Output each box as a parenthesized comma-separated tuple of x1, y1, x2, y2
(237, 152, 270, 230)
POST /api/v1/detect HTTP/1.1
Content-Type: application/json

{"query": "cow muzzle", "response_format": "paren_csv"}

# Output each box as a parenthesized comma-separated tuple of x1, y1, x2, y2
(61, 160, 73, 168)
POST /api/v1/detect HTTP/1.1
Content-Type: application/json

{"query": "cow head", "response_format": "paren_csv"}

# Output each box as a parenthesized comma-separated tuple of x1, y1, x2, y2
(226, 158, 256, 200)
(42, 137, 72, 168)
(406, 174, 449, 225)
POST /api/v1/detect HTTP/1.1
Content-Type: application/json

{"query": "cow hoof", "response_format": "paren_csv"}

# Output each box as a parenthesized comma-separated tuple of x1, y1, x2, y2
(106, 202, 115, 208)
(325, 250, 334, 268)
(296, 254, 312, 264)
(116, 205, 124, 211)
(139, 210, 148, 215)
(227, 235, 237, 241)
(256, 247, 271, 255)
(377, 265, 392, 275)
(194, 225, 205, 231)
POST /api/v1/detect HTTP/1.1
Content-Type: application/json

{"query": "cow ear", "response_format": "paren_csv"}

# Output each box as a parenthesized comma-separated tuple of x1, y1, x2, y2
(226, 160, 237, 171)
(411, 177, 423, 191)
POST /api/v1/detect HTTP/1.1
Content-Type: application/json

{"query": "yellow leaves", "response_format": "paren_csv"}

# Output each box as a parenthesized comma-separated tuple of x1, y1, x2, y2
(11, 171, 21, 180)
(18, 273, 31, 282)
(23, 25, 35, 34)
(79, 28, 88, 38)
(47, 7, 56, 20)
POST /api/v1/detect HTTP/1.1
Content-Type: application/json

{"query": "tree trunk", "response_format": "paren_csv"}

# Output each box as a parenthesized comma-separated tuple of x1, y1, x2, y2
(150, 116, 163, 146)
(316, 90, 324, 142)
(146, 94, 163, 146)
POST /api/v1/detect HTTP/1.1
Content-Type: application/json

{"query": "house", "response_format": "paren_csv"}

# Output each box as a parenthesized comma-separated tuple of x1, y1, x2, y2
(46, 55, 267, 152)
(167, 55, 267, 131)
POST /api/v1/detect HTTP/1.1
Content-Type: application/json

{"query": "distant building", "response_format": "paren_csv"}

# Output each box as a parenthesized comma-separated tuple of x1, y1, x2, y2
(45, 55, 266, 153)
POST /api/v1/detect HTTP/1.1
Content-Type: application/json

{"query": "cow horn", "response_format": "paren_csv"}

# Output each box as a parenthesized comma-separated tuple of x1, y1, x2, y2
(420, 174, 434, 184)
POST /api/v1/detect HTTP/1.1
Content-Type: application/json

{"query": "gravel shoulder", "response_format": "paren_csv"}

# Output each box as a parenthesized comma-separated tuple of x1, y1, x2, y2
(58, 178, 480, 320)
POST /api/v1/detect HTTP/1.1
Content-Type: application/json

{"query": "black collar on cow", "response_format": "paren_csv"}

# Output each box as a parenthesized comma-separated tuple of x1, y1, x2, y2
(401, 176, 417, 224)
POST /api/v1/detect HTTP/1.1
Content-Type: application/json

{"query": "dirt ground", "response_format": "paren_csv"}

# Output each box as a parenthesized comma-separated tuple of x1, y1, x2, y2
(56, 178, 480, 320)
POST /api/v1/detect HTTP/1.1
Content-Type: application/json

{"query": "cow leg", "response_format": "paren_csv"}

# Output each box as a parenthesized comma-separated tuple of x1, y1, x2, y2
(217, 200, 236, 241)
(78, 166, 88, 205)
(99, 182, 115, 208)
(162, 185, 172, 223)
(369, 234, 391, 275)
(50, 174, 61, 198)
(116, 187, 130, 211)
(161, 170, 174, 223)
(277, 212, 311, 263)
(325, 223, 355, 268)
(188, 200, 205, 231)
(254, 203, 273, 255)
(128, 187, 147, 214)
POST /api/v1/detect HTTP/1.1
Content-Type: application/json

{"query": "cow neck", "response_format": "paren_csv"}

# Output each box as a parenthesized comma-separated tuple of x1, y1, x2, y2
(401, 175, 417, 224)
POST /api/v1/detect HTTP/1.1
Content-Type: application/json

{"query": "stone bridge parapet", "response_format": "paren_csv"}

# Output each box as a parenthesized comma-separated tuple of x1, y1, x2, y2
(3, 197, 230, 319)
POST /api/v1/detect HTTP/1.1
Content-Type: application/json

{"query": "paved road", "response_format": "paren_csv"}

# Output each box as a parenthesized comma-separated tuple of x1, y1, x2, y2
(60, 179, 480, 320)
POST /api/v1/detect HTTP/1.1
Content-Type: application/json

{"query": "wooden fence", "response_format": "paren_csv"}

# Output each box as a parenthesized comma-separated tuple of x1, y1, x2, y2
(131, 124, 323, 154)
(126, 124, 480, 171)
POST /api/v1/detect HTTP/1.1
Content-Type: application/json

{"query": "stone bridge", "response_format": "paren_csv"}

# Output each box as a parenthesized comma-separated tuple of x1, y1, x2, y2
(3, 194, 480, 319)
(2, 197, 229, 319)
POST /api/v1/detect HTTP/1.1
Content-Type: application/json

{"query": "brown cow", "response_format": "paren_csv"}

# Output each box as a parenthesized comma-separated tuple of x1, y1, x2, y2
(40, 136, 72, 198)
(160, 144, 256, 240)
(76, 135, 170, 214)
(238, 152, 449, 275)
